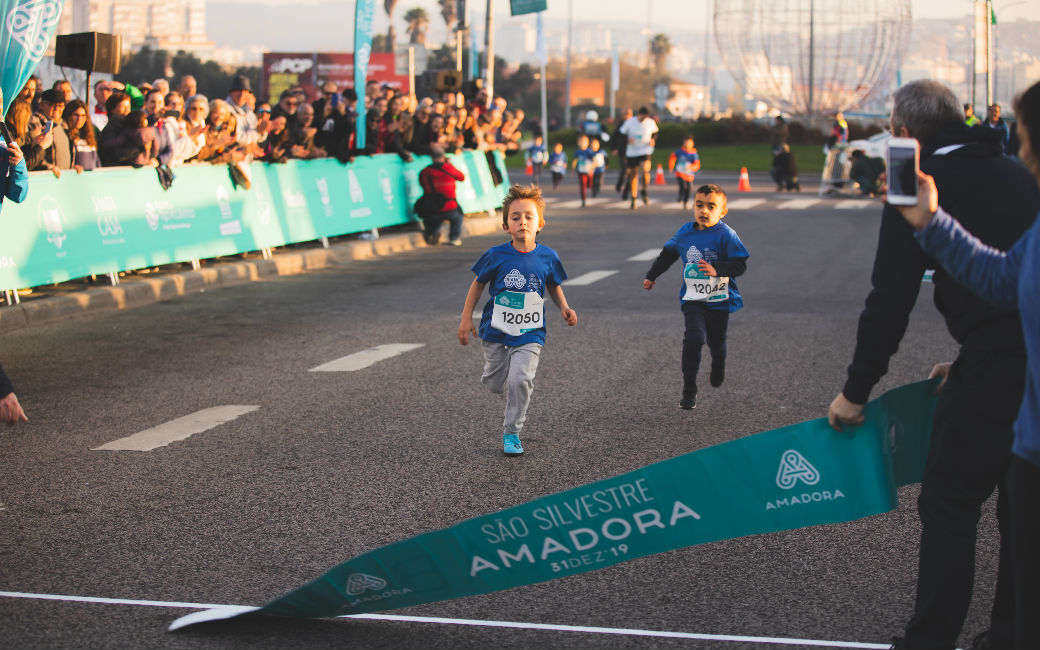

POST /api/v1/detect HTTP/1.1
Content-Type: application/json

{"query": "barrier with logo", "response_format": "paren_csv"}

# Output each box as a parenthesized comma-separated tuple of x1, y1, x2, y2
(0, 151, 510, 292)
(170, 379, 937, 630)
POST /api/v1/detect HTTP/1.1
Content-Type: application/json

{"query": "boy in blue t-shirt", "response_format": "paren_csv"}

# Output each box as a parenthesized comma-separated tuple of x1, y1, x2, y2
(643, 184, 750, 409)
(526, 135, 547, 186)
(548, 143, 567, 190)
(571, 134, 595, 207)
(459, 184, 579, 455)
(590, 138, 607, 198)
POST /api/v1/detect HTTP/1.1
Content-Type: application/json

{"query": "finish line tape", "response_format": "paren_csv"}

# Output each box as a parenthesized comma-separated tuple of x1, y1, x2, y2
(171, 380, 936, 631)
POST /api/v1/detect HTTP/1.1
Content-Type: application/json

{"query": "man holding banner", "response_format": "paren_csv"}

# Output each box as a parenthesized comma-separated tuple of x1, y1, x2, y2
(827, 79, 1040, 650)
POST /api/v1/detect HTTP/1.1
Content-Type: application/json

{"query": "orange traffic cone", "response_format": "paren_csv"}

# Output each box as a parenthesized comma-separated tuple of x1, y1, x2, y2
(525, 159, 533, 175)
(738, 167, 752, 192)
(654, 164, 666, 185)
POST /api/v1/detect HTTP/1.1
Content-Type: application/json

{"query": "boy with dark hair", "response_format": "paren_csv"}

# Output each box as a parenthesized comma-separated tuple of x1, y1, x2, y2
(644, 184, 750, 409)
(458, 184, 578, 455)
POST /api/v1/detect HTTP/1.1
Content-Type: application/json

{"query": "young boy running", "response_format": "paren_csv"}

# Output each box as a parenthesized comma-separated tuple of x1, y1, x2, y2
(590, 138, 607, 198)
(526, 135, 547, 186)
(458, 184, 579, 454)
(548, 142, 567, 190)
(571, 134, 595, 207)
(668, 136, 701, 209)
(643, 184, 749, 409)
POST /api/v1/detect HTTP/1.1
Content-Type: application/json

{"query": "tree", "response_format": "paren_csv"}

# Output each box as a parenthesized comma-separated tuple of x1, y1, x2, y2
(649, 33, 672, 79)
(404, 7, 429, 46)
(115, 48, 260, 102)
(384, 0, 399, 54)
(438, 0, 458, 45)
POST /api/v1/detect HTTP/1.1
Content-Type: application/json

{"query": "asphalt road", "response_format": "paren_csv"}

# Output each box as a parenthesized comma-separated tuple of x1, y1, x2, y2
(0, 176, 999, 650)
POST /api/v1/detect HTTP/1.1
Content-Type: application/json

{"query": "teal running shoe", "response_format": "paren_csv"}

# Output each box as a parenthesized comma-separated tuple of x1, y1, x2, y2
(503, 434, 524, 455)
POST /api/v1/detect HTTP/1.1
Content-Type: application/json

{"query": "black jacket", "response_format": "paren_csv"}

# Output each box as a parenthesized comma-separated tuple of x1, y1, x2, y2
(0, 363, 13, 399)
(843, 123, 1040, 404)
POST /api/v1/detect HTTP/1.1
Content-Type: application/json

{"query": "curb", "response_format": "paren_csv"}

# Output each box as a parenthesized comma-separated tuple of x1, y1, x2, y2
(0, 213, 503, 334)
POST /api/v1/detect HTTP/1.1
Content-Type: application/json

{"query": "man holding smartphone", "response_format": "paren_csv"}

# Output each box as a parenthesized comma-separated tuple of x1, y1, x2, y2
(827, 80, 1040, 649)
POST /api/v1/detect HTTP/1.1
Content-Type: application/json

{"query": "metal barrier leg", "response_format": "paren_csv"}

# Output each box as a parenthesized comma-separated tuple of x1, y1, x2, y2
(191, 259, 201, 271)
(262, 248, 272, 260)
(108, 272, 120, 286)
(321, 237, 330, 249)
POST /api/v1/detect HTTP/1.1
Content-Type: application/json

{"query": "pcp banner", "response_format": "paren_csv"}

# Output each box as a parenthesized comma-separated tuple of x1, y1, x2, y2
(170, 379, 936, 630)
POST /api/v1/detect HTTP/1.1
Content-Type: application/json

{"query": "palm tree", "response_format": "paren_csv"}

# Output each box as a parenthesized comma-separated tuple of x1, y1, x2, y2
(404, 7, 429, 46)
(438, 0, 458, 46)
(649, 33, 672, 78)
(384, 0, 399, 54)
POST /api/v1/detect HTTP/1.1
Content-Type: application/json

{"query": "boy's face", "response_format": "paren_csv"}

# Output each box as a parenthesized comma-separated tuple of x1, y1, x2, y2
(590, 139, 600, 150)
(692, 192, 727, 229)
(554, 143, 563, 152)
(504, 198, 542, 246)
(577, 136, 588, 148)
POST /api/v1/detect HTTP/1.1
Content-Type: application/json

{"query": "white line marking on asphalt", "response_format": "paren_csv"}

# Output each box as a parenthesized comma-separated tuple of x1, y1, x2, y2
(775, 199, 821, 210)
(564, 270, 619, 286)
(662, 202, 686, 210)
(726, 198, 766, 210)
(834, 200, 876, 210)
(0, 591, 891, 648)
(309, 344, 425, 372)
(555, 200, 584, 209)
(92, 406, 260, 452)
(627, 249, 661, 262)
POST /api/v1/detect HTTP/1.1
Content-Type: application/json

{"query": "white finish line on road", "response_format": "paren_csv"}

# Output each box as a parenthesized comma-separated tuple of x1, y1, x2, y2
(0, 591, 891, 648)
(93, 406, 260, 452)
(564, 270, 619, 286)
(726, 198, 766, 210)
(835, 200, 877, 210)
(628, 248, 661, 262)
(775, 198, 821, 210)
(309, 344, 425, 372)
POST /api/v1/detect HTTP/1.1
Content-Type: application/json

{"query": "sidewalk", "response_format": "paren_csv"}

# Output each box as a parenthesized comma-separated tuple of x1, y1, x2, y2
(0, 214, 503, 335)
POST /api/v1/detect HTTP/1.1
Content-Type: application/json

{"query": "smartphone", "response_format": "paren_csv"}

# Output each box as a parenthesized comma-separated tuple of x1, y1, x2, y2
(0, 121, 12, 144)
(41, 120, 54, 136)
(330, 93, 340, 108)
(886, 137, 919, 206)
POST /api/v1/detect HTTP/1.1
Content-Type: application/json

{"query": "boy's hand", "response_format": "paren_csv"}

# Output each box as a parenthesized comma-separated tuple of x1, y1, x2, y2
(697, 260, 717, 277)
(642, 279, 655, 290)
(458, 318, 477, 345)
(561, 307, 577, 326)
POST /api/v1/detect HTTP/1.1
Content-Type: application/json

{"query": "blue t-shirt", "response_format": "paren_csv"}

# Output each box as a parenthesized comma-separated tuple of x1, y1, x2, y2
(548, 151, 567, 173)
(574, 147, 595, 174)
(527, 144, 546, 164)
(672, 148, 700, 177)
(472, 242, 568, 346)
(663, 221, 750, 312)
(592, 149, 607, 172)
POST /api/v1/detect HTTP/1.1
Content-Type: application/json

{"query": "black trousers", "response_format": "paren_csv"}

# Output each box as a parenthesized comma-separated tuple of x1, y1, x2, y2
(680, 301, 729, 390)
(904, 349, 1025, 649)
(422, 207, 464, 243)
(1009, 455, 1040, 649)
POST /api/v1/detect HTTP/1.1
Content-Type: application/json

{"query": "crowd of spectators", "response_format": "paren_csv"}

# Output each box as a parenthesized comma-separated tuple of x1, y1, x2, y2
(3, 73, 526, 184)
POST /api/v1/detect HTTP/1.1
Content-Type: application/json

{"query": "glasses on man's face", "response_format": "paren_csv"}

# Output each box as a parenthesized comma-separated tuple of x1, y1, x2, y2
(258, 109, 271, 115)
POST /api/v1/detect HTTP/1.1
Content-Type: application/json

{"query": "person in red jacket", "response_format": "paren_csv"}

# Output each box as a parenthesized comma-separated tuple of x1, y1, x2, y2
(418, 144, 467, 245)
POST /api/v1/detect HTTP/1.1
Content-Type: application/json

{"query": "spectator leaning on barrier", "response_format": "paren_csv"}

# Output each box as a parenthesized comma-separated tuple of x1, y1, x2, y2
(826, 78, 1040, 650)
(143, 89, 177, 167)
(34, 88, 71, 175)
(226, 75, 264, 154)
(164, 92, 184, 120)
(91, 80, 111, 132)
(292, 102, 318, 158)
(62, 99, 99, 171)
(178, 94, 208, 164)
(99, 92, 139, 167)
(196, 99, 239, 164)
(0, 363, 29, 426)
(0, 88, 29, 209)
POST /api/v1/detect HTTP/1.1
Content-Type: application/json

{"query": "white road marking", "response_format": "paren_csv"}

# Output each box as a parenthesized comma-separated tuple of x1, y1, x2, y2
(93, 406, 259, 452)
(309, 343, 425, 372)
(775, 199, 821, 210)
(726, 198, 766, 210)
(834, 200, 877, 210)
(0, 591, 890, 648)
(628, 249, 661, 262)
(662, 202, 687, 210)
(564, 270, 619, 286)
(555, 200, 585, 209)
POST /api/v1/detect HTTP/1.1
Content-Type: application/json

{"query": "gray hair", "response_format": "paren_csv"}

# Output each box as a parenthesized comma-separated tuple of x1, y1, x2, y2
(891, 79, 962, 146)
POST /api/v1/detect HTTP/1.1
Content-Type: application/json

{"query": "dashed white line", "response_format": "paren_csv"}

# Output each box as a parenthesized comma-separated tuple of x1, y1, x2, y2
(309, 343, 425, 372)
(93, 406, 260, 452)
(564, 270, 619, 286)
(628, 249, 661, 262)
(834, 200, 877, 210)
(775, 199, 821, 210)
(0, 591, 890, 647)
(726, 198, 766, 210)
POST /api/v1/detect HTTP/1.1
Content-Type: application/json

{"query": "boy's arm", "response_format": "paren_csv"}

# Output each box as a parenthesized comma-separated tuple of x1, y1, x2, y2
(699, 257, 748, 278)
(546, 282, 578, 326)
(458, 278, 487, 345)
(643, 247, 679, 289)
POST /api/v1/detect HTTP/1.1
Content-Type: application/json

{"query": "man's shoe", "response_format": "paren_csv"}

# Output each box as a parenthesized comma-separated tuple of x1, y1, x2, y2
(967, 630, 1012, 650)
(630, 198, 637, 209)
(503, 434, 524, 455)
(445, 239, 462, 246)
(710, 362, 725, 387)
(641, 190, 649, 205)
(679, 384, 697, 410)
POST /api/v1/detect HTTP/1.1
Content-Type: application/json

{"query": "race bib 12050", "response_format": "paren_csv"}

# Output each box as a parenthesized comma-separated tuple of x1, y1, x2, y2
(491, 291, 544, 336)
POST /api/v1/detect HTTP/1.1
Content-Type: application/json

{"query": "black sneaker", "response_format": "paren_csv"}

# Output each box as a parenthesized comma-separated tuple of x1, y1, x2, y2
(710, 362, 725, 387)
(641, 190, 649, 205)
(630, 198, 637, 210)
(679, 385, 697, 410)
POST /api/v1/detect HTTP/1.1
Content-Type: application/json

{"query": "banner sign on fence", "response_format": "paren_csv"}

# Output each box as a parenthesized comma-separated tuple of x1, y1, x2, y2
(170, 379, 937, 631)
(0, 151, 510, 292)
(1, 0, 65, 116)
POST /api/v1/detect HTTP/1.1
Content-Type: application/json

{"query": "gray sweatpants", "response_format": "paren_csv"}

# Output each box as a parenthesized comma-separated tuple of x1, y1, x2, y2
(480, 341, 543, 435)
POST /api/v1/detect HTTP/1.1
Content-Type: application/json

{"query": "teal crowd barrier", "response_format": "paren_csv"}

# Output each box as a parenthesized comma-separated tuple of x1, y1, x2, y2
(0, 151, 510, 292)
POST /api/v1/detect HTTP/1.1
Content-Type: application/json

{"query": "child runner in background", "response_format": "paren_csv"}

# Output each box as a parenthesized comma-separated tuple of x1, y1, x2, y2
(571, 134, 595, 207)
(668, 136, 701, 209)
(526, 134, 547, 186)
(590, 138, 607, 198)
(643, 184, 750, 410)
(548, 142, 567, 190)
(458, 184, 578, 455)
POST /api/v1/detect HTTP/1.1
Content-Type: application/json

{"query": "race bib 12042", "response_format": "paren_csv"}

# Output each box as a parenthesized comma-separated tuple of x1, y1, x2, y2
(683, 263, 728, 303)
(491, 291, 544, 336)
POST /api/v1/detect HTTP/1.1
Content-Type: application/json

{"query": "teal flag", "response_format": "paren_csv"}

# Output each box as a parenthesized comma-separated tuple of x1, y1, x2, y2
(353, 0, 375, 149)
(169, 380, 937, 631)
(1, 0, 64, 115)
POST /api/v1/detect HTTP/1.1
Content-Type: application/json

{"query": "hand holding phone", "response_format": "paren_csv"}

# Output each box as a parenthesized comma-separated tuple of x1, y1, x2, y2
(886, 137, 920, 206)
(41, 120, 54, 135)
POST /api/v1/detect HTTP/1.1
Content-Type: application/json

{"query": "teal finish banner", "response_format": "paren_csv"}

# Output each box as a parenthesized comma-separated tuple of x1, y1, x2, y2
(170, 380, 937, 631)
(0, 151, 510, 291)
